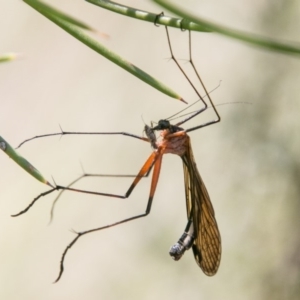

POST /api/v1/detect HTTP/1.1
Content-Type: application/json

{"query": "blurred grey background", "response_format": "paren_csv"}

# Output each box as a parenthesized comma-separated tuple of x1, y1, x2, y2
(1, 0, 300, 299)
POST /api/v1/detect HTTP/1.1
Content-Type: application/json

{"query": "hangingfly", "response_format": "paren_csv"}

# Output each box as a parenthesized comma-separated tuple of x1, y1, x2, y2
(13, 25, 222, 281)
(145, 120, 221, 275)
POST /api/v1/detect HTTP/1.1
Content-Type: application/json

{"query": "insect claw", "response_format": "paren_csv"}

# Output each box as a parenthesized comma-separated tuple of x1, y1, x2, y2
(154, 12, 164, 27)
(179, 18, 186, 32)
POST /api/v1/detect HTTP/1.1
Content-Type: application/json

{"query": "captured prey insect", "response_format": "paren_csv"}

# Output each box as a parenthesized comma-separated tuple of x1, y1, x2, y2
(13, 27, 222, 281)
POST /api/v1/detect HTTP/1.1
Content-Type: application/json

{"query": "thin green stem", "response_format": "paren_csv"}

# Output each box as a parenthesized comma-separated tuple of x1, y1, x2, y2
(0, 53, 18, 63)
(154, 0, 300, 56)
(23, 0, 184, 101)
(86, 0, 209, 32)
(0, 136, 52, 186)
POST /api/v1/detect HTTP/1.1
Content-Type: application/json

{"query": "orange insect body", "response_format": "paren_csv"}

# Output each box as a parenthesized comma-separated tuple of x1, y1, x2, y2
(145, 121, 221, 276)
(157, 130, 189, 157)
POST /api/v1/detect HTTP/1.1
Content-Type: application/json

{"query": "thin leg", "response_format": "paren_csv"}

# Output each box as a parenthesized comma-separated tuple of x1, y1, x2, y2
(163, 27, 221, 131)
(54, 149, 164, 282)
(12, 152, 158, 217)
(16, 128, 149, 149)
(184, 30, 221, 132)
(49, 168, 153, 224)
(164, 26, 207, 114)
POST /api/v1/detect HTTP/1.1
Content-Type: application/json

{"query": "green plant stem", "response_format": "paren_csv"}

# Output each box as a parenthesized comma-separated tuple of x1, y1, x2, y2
(154, 0, 300, 56)
(0, 53, 18, 63)
(86, 0, 209, 32)
(0, 136, 52, 186)
(23, 0, 184, 101)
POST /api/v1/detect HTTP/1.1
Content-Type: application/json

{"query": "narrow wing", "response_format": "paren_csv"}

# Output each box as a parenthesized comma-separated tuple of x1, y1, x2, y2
(181, 137, 221, 276)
